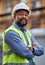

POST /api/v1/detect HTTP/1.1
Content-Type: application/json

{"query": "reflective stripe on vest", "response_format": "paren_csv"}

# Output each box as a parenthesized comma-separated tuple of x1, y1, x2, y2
(2, 25, 34, 64)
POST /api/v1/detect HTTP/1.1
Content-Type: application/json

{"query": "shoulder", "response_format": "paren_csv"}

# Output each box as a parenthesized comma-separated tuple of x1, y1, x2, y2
(5, 30, 19, 37)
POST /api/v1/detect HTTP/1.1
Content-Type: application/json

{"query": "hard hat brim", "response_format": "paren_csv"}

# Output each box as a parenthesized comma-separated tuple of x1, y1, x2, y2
(14, 9, 29, 14)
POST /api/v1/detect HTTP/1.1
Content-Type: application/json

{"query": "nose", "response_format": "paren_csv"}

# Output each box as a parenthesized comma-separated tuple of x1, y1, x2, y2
(22, 14, 26, 18)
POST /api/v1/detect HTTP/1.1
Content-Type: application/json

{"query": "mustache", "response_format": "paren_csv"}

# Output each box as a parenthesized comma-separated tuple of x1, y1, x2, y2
(20, 18, 27, 22)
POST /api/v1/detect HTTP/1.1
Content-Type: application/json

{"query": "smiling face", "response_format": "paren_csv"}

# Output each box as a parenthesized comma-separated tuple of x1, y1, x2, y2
(14, 10, 29, 27)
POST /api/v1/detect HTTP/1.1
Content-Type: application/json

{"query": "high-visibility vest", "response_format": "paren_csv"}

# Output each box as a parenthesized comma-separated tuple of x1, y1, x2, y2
(2, 25, 34, 65)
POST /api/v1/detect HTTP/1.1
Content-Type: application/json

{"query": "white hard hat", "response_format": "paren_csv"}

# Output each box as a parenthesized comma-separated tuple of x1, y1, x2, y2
(12, 3, 31, 17)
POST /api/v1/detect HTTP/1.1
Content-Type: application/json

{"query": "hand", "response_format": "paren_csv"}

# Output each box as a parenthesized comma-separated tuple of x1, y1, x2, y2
(32, 42, 39, 47)
(28, 46, 34, 51)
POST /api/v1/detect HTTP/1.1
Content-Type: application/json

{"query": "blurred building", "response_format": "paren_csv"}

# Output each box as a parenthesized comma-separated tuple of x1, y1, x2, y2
(0, 0, 45, 32)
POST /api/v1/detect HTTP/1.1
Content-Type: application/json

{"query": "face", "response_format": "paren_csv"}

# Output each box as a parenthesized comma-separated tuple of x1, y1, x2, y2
(14, 10, 29, 27)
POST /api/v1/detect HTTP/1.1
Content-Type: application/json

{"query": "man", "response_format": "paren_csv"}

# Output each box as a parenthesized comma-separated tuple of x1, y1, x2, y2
(2, 3, 44, 65)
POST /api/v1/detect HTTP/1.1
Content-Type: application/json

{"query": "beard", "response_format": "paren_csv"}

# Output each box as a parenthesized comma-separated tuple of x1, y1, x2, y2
(16, 18, 27, 27)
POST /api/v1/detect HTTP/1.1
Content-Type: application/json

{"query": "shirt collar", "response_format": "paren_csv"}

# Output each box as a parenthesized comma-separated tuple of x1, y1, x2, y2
(12, 22, 26, 32)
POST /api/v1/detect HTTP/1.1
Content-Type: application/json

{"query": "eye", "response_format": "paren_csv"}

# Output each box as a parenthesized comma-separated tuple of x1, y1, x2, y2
(17, 13, 23, 16)
(25, 14, 29, 17)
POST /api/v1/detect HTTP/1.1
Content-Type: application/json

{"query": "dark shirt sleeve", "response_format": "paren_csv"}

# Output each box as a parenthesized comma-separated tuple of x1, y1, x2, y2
(5, 30, 35, 59)
(31, 36, 44, 56)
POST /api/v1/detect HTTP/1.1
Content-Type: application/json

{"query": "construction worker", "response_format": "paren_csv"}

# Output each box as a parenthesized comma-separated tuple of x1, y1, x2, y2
(2, 3, 44, 65)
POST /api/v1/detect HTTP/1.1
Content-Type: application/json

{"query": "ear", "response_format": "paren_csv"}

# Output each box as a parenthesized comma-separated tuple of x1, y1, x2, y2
(12, 15, 16, 21)
(14, 15, 16, 19)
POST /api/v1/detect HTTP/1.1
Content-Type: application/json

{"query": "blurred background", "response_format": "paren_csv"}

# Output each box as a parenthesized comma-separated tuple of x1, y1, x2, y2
(0, 0, 45, 65)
